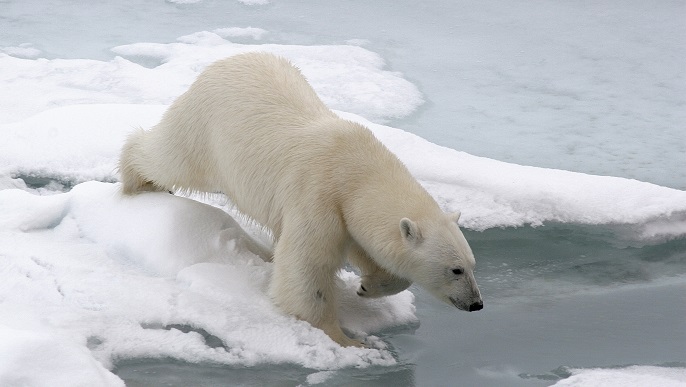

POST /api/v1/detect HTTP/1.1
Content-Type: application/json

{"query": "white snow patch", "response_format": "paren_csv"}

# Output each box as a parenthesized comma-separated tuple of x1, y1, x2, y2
(553, 366, 686, 387)
(214, 27, 268, 40)
(1, 44, 42, 59)
(0, 32, 421, 125)
(238, 0, 270, 5)
(0, 327, 124, 387)
(0, 182, 416, 383)
(306, 370, 337, 385)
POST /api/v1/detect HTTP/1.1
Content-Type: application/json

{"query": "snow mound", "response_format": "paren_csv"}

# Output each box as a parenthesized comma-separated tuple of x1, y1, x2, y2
(0, 181, 417, 384)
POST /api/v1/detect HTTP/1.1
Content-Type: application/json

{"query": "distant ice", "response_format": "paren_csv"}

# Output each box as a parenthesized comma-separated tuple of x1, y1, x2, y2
(167, 0, 271, 5)
(553, 365, 686, 387)
(214, 27, 268, 40)
(344, 39, 370, 46)
(238, 0, 270, 5)
(0, 44, 41, 59)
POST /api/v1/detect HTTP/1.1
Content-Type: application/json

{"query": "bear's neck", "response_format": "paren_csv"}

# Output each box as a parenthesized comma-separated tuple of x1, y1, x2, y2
(341, 158, 441, 279)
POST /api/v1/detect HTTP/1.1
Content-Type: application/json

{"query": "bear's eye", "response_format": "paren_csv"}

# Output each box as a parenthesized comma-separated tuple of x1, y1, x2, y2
(452, 268, 464, 275)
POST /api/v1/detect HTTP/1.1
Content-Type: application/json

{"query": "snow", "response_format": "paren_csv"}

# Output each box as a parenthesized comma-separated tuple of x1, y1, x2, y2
(0, 327, 124, 387)
(553, 366, 686, 387)
(0, 182, 416, 385)
(0, 33, 422, 125)
(1, 15, 684, 386)
(214, 27, 268, 41)
(238, 0, 270, 5)
(0, 44, 41, 59)
(166, 0, 202, 4)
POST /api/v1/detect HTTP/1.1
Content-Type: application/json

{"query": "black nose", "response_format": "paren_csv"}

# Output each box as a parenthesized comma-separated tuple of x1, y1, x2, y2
(468, 301, 483, 312)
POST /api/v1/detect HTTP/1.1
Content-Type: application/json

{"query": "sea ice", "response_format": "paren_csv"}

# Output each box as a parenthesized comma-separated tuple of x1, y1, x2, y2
(553, 365, 686, 387)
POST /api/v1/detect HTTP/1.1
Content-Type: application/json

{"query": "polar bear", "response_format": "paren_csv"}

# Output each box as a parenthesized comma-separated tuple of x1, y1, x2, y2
(119, 52, 483, 347)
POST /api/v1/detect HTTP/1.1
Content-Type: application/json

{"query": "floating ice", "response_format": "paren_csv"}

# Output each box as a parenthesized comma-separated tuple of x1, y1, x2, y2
(214, 27, 268, 40)
(0, 44, 41, 59)
(238, 0, 270, 5)
(553, 365, 686, 387)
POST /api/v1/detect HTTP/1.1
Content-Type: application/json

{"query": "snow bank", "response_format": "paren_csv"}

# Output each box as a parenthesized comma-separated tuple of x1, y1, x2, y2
(553, 366, 686, 387)
(0, 181, 416, 384)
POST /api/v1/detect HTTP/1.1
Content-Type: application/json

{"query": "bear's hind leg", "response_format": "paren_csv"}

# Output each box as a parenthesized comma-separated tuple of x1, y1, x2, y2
(269, 216, 362, 347)
(348, 242, 411, 298)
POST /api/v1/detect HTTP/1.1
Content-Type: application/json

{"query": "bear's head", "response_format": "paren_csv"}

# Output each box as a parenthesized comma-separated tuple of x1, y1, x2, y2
(399, 212, 483, 312)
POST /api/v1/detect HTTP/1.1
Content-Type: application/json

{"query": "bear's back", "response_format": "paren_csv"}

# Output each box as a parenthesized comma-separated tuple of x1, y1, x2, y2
(141, 53, 421, 237)
(190, 52, 335, 128)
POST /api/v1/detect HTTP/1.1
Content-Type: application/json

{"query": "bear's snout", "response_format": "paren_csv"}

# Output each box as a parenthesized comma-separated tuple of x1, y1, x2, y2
(468, 301, 483, 312)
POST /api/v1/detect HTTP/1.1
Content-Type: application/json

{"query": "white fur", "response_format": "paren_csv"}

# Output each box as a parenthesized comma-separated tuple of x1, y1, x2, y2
(119, 52, 482, 347)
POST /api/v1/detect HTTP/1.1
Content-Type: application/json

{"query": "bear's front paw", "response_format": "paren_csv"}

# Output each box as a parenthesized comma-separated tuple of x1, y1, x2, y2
(357, 275, 411, 298)
(323, 325, 367, 348)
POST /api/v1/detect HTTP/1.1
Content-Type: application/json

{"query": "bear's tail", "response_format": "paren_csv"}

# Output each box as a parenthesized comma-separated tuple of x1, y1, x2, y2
(118, 128, 163, 194)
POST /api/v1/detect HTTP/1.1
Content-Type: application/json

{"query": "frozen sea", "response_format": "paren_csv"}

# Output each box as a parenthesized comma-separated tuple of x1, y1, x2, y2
(1, 1, 685, 386)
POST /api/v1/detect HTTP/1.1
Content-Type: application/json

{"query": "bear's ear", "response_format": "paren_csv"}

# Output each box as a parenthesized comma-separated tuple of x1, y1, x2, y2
(400, 218, 422, 243)
(449, 211, 461, 223)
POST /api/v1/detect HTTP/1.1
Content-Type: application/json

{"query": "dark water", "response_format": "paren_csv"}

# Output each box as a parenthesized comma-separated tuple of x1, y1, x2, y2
(115, 225, 686, 386)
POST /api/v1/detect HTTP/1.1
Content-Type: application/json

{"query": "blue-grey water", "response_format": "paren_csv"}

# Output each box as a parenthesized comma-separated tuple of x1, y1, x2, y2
(3, 0, 685, 385)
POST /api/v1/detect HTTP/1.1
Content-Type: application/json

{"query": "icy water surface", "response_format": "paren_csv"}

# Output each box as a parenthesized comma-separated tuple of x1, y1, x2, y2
(115, 225, 686, 386)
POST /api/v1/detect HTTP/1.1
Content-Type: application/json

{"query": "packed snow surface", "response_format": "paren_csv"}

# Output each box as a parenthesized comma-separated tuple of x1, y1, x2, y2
(0, 181, 416, 386)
